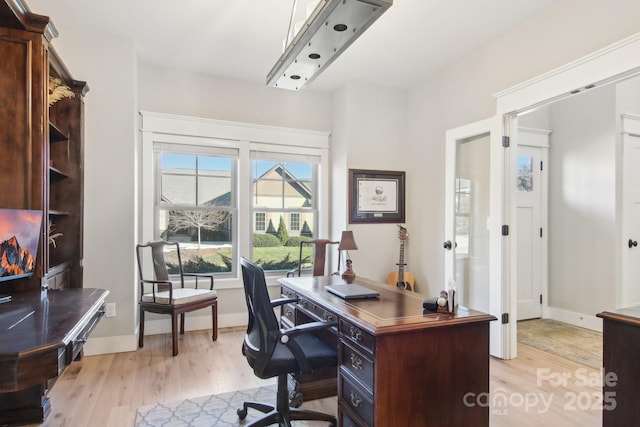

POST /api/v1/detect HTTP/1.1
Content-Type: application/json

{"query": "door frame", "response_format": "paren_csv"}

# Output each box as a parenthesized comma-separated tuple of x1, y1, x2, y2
(445, 117, 508, 359)
(495, 32, 640, 359)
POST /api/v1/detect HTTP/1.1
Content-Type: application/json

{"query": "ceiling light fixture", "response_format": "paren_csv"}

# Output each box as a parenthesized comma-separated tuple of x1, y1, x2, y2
(267, 0, 393, 91)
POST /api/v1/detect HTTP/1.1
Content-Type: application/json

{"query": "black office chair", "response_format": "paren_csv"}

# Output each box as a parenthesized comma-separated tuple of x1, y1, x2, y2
(238, 257, 337, 426)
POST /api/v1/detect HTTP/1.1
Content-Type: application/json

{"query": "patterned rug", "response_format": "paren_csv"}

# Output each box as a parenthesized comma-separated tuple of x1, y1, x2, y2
(135, 385, 335, 427)
(517, 318, 602, 369)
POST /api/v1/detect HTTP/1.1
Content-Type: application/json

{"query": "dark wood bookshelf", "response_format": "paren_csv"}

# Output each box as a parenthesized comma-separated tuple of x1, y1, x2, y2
(0, 0, 87, 293)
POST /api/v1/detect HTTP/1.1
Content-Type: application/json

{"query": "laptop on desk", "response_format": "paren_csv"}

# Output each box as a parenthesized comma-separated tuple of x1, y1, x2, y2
(326, 284, 380, 300)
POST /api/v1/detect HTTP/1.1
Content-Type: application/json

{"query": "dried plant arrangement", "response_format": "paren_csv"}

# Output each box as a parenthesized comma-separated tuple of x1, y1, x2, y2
(48, 220, 63, 247)
(48, 77, 75, 107)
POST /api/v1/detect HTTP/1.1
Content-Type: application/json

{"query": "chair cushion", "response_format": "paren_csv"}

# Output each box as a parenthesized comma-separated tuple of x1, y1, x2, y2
(141, 288, 217, 305)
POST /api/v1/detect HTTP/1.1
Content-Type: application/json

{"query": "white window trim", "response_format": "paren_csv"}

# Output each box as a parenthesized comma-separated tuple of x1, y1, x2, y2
(139, 112, 330, 289)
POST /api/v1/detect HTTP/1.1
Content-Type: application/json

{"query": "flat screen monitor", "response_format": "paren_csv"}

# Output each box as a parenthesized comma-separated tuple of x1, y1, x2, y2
(0, 208, 43, 283)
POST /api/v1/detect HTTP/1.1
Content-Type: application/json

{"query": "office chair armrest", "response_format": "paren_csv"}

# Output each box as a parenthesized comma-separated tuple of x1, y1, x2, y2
(270, 297, 299, 308)
(139, 279, 174, 302)
(283, 320, 337, 338)
(140, 279, 172, 285)
(280, 320, 337, 374)
(183, 272, 215, 290)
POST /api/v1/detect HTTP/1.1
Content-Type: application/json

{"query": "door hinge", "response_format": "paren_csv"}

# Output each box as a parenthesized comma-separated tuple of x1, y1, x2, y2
(540, 227, 543, 238)
(502, 225, 509, 236)
(502, 136, 510, 148)
(540, 294, 543, 304)
(540, 161, 543, 171)
(501, 313, 509, 324)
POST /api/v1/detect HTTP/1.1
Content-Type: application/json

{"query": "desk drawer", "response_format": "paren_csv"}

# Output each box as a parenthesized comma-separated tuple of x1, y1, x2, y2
(341, 409, 367, 427)
(282, 303, 296, 324)
(65, 303, 106, 365)
(340, 374, 374, 426)
(340, 342, 374, 392)
(339, 319, 374, 355)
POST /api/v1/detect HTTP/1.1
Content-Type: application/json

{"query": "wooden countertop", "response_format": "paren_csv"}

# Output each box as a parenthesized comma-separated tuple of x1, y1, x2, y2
(0, 288, 109, 357)
(278, 275, 496, 335)
(597, 304, 640, 327)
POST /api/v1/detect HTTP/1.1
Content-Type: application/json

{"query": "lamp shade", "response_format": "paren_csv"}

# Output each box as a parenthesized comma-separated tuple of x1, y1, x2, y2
(338, 230, 358, 251)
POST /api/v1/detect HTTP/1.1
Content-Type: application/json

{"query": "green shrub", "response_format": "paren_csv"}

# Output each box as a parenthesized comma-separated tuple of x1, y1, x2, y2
(167, 254, 232, 274)
(253, 233, 282, 247)
(285, 236, 312, 247)
(276, 216, 289, 245)
(254, 253, 299, 270)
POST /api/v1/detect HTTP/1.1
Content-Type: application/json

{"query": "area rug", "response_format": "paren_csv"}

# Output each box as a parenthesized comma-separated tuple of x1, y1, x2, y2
(135, 385, 334, 427)
(517, 318, 602, 369)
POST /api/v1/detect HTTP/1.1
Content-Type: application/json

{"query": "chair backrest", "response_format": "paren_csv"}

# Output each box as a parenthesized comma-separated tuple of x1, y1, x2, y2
(292, 239, 339, 277)
(240, 257, 280, 376)
(136, 240, 184, 288)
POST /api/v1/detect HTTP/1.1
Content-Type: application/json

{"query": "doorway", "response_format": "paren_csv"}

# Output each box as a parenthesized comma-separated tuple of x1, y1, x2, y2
(516, 129, 549, 321)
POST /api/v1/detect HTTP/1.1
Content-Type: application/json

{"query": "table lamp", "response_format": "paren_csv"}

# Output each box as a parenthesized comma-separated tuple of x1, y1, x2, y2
(338, 230, 358, 283)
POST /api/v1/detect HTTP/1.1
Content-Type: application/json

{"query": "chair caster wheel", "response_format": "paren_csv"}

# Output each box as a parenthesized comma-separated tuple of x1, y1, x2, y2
(289, 391, 303, 408)
(237, 407, 248, 420)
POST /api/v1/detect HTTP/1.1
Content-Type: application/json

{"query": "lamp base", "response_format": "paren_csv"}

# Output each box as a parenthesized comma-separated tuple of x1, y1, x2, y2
(342, 270, 356, 284)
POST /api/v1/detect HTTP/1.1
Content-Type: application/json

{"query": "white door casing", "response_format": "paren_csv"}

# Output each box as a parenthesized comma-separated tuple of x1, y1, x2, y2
(516, 129, 549, 321)
(445, 117, 507, 358)
(495, 33, 640, 360)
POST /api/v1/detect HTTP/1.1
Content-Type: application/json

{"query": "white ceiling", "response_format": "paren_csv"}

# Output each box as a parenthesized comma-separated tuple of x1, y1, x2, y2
(32, 0, 560, 92)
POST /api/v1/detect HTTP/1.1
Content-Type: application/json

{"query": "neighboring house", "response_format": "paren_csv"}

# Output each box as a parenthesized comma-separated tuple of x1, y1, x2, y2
(159, 163, 314, 242)
(252, 163, 314, 237)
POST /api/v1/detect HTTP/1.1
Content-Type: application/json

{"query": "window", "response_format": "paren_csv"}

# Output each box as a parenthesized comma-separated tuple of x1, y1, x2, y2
(455, 178, 471, 256)
(255, 212, 266, 231)
(155, 145, 237, 275)
(251, 155, 319, 272)
(290, 212, 300, 231)
(141, 112, 329, 284)
(516, 155, 534, 192)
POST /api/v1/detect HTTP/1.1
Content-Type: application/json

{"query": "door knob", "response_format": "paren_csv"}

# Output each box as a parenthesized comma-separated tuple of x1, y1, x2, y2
(443, 240, 452, 250)
(629, 239, 638, 248)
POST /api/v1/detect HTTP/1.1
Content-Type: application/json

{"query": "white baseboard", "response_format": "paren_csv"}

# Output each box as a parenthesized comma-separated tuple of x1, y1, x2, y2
(84, 334, 138, 356)
(84, 312, 247, 356)
(545, 307, 603, 333)
(142, 312, 247, 336)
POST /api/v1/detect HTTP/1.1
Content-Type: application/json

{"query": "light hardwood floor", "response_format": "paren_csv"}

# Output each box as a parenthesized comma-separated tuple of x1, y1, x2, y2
(36, 328, 602, 427)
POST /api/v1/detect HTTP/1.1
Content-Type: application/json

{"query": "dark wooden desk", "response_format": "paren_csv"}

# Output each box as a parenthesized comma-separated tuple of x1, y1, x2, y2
(597, 306, 640, 427)
(0, 288, 109, 425)
(278, 275, 496, 427)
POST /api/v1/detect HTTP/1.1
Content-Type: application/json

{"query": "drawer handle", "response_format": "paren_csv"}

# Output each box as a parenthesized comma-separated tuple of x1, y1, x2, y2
(285, 308, 293, 318)
(349, 326, 362, 341)
(350, 392, 362, 408)
(323, 312, 336, 322)
(350, 353, 363, 370)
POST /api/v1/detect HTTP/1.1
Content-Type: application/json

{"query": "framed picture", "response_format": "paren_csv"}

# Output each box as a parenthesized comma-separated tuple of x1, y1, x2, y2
(349, 169, 405, 224)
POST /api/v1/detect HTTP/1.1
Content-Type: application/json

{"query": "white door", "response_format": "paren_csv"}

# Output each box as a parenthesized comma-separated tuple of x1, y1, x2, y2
(621, 116, 640, 306)
(445, 117, 507, 358)
(516, 129, 549, 320)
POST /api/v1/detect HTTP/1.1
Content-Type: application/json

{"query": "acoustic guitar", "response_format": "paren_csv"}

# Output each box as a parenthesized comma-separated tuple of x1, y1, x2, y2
(387, 225, 415, 291)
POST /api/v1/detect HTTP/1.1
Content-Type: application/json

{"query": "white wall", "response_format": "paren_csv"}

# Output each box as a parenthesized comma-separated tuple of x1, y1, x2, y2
(547, 86, 617, 314)
(330, 83, 409, 284)
(138, 63, 332, 132)
(405, 0, 640, 298)
(40, 28, 139, 351)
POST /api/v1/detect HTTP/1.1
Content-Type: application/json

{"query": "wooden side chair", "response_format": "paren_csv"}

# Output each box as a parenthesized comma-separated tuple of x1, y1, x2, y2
(287, 239, 339, 277)
(136, 240, 218, 356)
